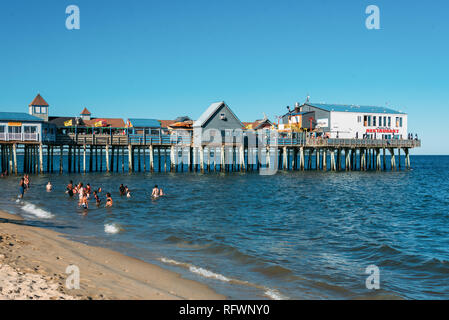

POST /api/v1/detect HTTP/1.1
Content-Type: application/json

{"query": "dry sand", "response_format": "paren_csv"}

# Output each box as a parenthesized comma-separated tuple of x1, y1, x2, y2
(0, 210, 225, 300)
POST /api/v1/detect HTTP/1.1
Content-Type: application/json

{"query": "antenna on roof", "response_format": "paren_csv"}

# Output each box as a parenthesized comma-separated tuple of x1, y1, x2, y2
(305, 94, 310, 103)
(262, 112, 267, 120)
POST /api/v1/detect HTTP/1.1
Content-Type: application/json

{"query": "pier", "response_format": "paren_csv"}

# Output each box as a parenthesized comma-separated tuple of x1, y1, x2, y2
(0, 132, 421, 175)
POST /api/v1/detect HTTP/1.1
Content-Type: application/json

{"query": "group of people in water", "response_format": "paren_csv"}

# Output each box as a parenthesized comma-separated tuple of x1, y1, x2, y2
(66, 181, 112, 209)
(17, 174, 165, 211)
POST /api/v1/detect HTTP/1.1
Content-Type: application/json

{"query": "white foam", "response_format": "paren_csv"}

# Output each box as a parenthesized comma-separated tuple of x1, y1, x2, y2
(21, 202, 54, 219)
(159, 257, 231, 282)
(189, 266, 231, 282)
(264, 288, 288, 300)
(159, 257, 184, 266)
(104, 223, 121, 234)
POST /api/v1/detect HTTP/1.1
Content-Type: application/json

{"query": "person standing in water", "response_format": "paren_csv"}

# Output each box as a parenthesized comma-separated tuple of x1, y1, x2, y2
(106, 193, 113, 207)
(151, 185, 164, 198)
(93, 190, 101, 206)
(46, 181, 52, 192)
(119, 184, 126, 196)
(66, 180, 74, 197)
(24, 175, 30, 191)
(19, 178, 25, 198)
(81, 193, 89, 210)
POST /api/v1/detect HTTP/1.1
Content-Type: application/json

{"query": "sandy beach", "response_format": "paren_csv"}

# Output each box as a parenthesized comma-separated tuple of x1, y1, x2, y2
(0, 210, 224, 300)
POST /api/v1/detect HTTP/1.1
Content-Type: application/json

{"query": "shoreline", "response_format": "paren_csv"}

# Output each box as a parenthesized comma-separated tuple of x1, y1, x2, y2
(0, 210, 225, 300)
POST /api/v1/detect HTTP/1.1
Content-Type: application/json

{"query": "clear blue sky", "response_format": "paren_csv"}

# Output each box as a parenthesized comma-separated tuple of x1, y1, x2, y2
(0, 0, 448, 154)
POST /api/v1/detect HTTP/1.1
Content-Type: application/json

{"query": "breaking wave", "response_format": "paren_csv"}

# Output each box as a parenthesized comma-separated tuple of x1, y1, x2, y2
(21, 202, 54, 219)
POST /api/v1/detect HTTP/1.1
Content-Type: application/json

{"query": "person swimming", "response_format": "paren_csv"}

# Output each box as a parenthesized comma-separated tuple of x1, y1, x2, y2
(66, 180, 74, 197)
(24, 175, 30, 191)
(93, 190, 101, 206)
(125, 186, 131, 198)
(81, 193, 89, 210)
(119, 184, 126, 196)
(151, 185, 164, 198)
(106, 193, 113, 207)
(46, 181, 52, 192)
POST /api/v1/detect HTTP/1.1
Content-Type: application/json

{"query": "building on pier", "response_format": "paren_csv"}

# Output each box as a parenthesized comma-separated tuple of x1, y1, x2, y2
(280, 102, 408, 139)
(28, 94, 49, 122)
(193, 101, 244, 145)
(243, 117, 274, 131)
(127, 118, 161, 135)
(49, 108, 126, 135)
(0, 112, 56, 142)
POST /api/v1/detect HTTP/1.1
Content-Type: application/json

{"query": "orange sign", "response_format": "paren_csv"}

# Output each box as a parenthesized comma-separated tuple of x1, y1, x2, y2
(8, 122, 22, 126)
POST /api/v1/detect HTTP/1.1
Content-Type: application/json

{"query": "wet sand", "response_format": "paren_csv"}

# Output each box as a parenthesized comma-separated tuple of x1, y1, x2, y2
(0, 210, 225, 300)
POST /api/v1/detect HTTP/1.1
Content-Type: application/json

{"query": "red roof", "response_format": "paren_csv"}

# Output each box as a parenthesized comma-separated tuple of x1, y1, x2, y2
(159, 120, 177, 128)
(29, 94, 49, 106)
(80, 107, 91, 115)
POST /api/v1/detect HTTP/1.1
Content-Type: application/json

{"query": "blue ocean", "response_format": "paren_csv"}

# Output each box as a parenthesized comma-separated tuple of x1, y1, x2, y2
(1, 155, 448, 299)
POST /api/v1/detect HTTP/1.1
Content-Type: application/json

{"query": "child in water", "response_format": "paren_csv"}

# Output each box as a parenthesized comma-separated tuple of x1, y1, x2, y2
(81, 193, 88, 210)
(93, 190, 101, 206)
(151, 185, 164, 198)
(106, 193, 113, 207)
(125, 186, 131, 198)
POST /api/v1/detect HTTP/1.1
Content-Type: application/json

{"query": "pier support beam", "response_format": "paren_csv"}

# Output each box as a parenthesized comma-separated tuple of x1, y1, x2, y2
(389, 148, 396, 171)
(149, 145, 154, 172)
(128, 144, 132, 173)
(283, 146, 288, 170)
(240, 145, 246, 172)
(60, 145, 63, 173)
(105, 144, 110, 172)
(200, 146, 204, 173)
(322, 149, 327, 171)
(170, 146, 175, 172)
(83, 145, 86, 173)
(300, 147, 305, 171)
(220, 145, 225, 172)
(38, 144, 43, 174)
(12, 144, 17, 175)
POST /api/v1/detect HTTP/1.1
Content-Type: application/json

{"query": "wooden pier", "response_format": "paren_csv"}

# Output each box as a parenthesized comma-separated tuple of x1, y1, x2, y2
(0, 133, 421, 175)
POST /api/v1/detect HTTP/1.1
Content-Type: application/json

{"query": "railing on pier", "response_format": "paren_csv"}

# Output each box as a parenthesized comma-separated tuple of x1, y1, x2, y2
(0, 133, 39, 142)
(274, 137, 421, 148)
(56, 133, 192, 146)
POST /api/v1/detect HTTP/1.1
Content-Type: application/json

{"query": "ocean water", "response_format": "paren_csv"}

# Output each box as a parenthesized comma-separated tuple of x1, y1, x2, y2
(1, 155, 448, 299)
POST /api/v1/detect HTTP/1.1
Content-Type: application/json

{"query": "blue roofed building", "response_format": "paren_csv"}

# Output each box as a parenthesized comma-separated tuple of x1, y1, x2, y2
(281, 101, 408, 139)
(0, 112, 56, 143)
(127, 118, 162, 135)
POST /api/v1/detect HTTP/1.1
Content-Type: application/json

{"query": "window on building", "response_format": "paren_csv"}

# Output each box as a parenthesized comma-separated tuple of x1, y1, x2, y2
(24, 126, 37, 133)
(379, 116, 382, 127)
(383, 116, 386, 127)
(8, 126, 21, 133)
(368, 116, 371, 126)
(357, 116, 361, 123)
(34, 106, 41, 114)
(373, 116, 376, 127)
(0, 126, 5, 133)
(41, 107, 47, 114)
(395, 117, 399, 127)
(400, 118, 403, 127)
(363, 115, 368, 126)
(388, 117, 391, 127)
